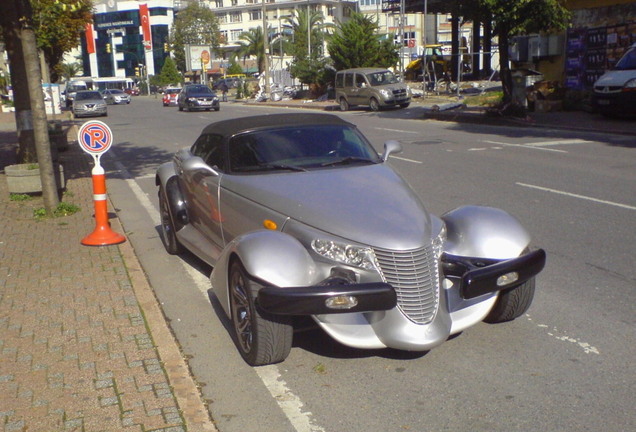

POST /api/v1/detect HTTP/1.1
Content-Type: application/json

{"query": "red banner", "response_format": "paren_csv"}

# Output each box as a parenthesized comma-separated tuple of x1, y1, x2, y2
(139, 4, 152, 50)
(85, 23, 95, 55)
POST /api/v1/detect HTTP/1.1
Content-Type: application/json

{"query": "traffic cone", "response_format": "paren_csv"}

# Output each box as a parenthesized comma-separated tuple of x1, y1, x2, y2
(82, 169, 126, 246)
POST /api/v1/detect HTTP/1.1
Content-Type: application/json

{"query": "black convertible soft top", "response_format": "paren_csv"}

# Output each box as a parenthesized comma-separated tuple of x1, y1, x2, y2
(200, 113, 354, 137)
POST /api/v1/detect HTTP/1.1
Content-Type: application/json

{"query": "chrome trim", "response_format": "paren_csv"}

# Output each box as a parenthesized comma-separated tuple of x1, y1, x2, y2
(374, 245, 440, 324)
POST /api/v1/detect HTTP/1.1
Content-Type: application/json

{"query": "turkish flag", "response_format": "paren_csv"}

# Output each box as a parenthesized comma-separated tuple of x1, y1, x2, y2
(139, 4, 152, 50)
(85, 23, 95, 54)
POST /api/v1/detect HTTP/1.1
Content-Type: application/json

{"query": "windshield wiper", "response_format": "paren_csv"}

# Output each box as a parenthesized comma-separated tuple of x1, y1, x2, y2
(321, 156, 377, 167)
(258, 163, 308, 172)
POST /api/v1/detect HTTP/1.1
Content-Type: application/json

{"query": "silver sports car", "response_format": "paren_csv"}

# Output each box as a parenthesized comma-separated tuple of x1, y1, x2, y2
(156, 113, 546, 366)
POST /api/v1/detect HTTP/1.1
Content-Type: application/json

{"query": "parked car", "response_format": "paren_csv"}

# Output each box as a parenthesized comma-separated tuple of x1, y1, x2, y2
(177, 84, 220, 112)
(72, 90, 107, 117)
(101, 89, 131, 105)
(335, 68, 411, 111)
(156, 113, 546, 366)
(593, 42, 636, 117)
(124, 87, 140, 96)
(162, 87, 181, 106)
(63, 79, 88, 108)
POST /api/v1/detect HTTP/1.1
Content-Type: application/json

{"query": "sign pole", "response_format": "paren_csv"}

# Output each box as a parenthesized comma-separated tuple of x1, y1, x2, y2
(77, 120, 126, 246)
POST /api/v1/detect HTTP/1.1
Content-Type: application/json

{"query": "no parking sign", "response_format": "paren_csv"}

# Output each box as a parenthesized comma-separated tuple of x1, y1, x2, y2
(77, 120, 126, 247)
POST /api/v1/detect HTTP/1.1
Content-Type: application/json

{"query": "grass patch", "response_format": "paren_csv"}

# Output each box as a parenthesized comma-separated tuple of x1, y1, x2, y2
(464, 90, 503, 107)
(34, 201, 81, 220)
(9, 193, 33, 202)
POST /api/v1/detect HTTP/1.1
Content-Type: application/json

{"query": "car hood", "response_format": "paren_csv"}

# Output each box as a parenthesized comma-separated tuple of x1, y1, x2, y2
(221, 164, 433, 250)
(595, 70, 636, 87)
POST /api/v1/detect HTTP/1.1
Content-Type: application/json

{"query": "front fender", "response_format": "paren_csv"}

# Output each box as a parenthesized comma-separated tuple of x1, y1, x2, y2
(210, 230, 318, 316)
(442, 206, 531, 259)
(156, 162, 188, 231)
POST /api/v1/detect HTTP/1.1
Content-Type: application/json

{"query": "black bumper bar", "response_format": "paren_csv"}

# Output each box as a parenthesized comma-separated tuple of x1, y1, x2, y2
(257, 282, 397, 315)
(442, 249, 546, 300)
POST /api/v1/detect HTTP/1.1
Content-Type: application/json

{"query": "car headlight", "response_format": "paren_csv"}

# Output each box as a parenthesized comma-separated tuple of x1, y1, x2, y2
(187, 97, 197, 102)
(380, 89, 391, 98)
(624, 78, 636, 91)
(311, 239, 379, 271)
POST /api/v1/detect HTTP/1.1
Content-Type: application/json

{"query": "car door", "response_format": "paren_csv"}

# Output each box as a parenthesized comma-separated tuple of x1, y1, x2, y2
(350, 72, 369, 106)
(183, 134, 226, 257)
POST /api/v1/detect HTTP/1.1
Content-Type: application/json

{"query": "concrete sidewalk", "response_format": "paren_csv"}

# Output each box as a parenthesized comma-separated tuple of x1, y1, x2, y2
(0, 113, 217, 432)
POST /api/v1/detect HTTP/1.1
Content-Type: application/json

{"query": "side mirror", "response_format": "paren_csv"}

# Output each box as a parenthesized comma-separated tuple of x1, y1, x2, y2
(182, 156, 219, 177)
(381, 140, 402, 161)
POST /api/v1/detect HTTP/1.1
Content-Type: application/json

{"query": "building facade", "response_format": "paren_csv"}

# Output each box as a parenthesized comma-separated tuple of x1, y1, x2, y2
(83, 0, 173, 80)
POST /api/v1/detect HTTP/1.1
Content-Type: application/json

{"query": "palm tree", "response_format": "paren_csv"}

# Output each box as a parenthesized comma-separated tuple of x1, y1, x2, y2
(280, 8, 332, 60)
(59, 62, 82, 82)
(237, 27, 266, 74)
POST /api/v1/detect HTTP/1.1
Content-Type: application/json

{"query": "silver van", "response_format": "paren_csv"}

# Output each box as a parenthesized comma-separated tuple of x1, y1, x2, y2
(593, 42, 636, 116)
(335, 68, 411, 111)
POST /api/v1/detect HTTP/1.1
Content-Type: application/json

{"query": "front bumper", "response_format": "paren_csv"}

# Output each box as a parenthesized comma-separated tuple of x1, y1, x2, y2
(258, 249, 545, 316)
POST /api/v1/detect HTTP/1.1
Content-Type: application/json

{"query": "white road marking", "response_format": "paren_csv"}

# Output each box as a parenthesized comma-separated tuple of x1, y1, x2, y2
(527, 315, 600, 355)
(375, 127, 419, 134)
(517, 182, 636, 211)
(112, 157, 324, 432)
(256, 366, 326, 432)
(483, 140, 568, 153)
(390, 155, 423, 164)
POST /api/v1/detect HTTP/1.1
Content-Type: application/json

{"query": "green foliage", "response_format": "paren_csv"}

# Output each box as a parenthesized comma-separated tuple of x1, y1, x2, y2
(170, 3, 221, 72)
(59, 62, 82, 82)
(159, 56, 182, 86)
(9, 193, 33, 202)
(33, 201, 80, 220)
(327, 13, 399, 71)
(31, 0, 93, 82)
(226, 60, 244, 76)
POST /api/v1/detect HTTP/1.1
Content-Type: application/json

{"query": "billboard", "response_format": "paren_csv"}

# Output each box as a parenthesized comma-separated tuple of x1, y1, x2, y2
(186, 45, 214, 71)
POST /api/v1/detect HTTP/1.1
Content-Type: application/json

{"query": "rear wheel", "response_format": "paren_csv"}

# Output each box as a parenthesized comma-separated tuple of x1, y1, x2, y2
(369, 97, 380, 112)
(229, 260, 292, 366)
(484, 278, 535, 323)
(158, 186, 184, 255)
(339, 98, 349, 111)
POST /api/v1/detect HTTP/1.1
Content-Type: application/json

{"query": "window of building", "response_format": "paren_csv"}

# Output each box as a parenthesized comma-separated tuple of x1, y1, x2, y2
(149, 7, 168, 16)
(217, 13, 226, 24)
(230, 29, 243, 41)
(327, 6, 334, 17)
(215, 0, 223, 7)
(230, 12, 242, 23)
(220, 30, 228, 43)
(249, 10, 261, 21)
(231, 0, 238, 5)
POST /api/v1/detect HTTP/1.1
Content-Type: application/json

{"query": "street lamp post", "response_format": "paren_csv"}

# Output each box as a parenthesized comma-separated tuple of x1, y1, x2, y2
(262, 0, 270, 100)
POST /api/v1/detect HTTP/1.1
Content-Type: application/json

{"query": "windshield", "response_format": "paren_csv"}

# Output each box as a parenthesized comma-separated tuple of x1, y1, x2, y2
(75, 91, 102, 100)
(166, 88, 181, 94)
(366, 71, 400, 86)
(187, 85, 213, 94)
(229, 125, 380, 173)
(67, 84, 87, 92)
(614, 46, 636, 70)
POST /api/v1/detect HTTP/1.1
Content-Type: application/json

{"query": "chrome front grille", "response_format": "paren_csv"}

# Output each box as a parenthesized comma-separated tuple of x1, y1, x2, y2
(374, 245, 440, 324)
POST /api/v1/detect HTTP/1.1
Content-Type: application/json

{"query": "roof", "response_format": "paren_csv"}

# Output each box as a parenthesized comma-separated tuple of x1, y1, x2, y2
(201, 113, 353, 137)
(336, 68, 392, 74)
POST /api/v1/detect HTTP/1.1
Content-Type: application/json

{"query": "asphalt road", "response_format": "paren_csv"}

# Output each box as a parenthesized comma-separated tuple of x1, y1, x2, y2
(96, 96, 635, 432)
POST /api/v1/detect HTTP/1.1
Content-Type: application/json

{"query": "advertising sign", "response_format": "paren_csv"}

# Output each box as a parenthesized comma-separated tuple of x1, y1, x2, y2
(186, 45, 214, 71)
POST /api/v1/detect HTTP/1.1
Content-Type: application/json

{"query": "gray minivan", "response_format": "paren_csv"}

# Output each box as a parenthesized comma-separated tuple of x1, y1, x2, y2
(335, 68, 411, 111)
(593, 42, 636, 116)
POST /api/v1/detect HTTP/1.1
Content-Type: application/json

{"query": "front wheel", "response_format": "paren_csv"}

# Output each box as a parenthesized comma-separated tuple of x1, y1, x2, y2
(158, 186, 184, 255)
(484, 278, 535, 323)
(229, 260, 292, 366)
(400, 103, 410, 109)
(369, 97, 380, 112)
(339, 98, 349, 111)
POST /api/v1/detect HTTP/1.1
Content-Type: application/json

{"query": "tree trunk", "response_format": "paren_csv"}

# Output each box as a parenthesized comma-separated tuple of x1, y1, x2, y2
(497, 23, 513, 104)
(0, 1, 36, 164)
(22, 24, 59, 212)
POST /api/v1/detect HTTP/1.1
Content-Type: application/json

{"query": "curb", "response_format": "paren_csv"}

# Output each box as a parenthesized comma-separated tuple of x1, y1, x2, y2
(114, 216, 218, 432)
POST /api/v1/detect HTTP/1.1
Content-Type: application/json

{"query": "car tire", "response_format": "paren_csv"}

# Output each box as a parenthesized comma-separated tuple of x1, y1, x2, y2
(178, 104, 183, 111)
(229, 259, 292, 366)
(158, 186, 184, 255)
(369, 97, 380, 112)
(214, 107, 220, 111)
(483, 277, 535, 323)
(339, 98, 349, 111)
(400, 103, 410, 109)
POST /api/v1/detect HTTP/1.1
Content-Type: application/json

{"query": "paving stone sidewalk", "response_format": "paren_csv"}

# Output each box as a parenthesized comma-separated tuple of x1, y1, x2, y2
(0, 117, 217, 432)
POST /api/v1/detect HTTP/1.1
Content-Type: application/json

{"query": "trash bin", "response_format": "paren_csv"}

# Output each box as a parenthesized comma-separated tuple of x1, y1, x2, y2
(511, 68, 542, 107)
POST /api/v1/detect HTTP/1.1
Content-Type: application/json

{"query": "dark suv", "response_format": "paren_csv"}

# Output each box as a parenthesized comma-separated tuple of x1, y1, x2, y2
(213, 77, 240, 90)
(177, 84, 220, 112)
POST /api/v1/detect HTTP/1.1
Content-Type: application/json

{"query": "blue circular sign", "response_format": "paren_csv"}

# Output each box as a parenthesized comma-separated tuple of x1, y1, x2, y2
(78, 121, 113, 155)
